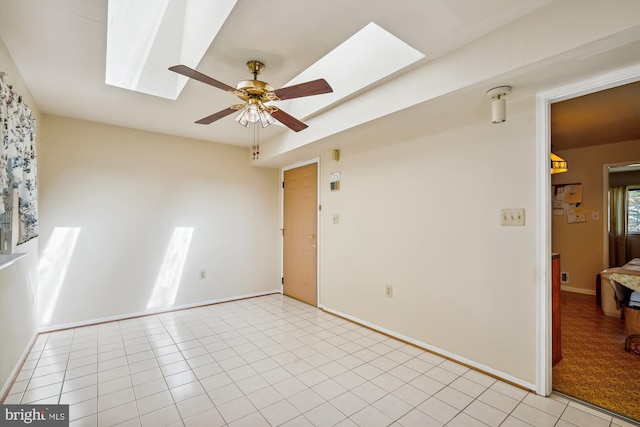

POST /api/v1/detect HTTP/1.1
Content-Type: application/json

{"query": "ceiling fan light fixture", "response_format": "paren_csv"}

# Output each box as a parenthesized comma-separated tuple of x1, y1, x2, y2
(235, 99, 275, 129)
(259, 109, 276, 128)
(247, 101, 261, 123)
(235, 106, 251, 127)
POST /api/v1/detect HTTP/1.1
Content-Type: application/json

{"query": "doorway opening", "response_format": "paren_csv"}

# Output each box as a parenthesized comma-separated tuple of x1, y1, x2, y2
(537, 64, 640, 420)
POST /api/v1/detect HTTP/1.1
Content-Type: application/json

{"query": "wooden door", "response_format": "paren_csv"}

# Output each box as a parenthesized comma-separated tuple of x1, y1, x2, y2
(552, 254, 562, 366)
(283, 163, 318, 305)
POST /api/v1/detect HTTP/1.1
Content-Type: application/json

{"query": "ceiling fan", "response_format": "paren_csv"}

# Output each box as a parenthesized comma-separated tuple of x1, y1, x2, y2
(169, 60, 333, 132)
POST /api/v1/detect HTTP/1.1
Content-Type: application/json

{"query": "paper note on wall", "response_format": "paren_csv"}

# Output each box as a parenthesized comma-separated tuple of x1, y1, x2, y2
(567, 204, 586, 223)
(564, 184, 582, 204)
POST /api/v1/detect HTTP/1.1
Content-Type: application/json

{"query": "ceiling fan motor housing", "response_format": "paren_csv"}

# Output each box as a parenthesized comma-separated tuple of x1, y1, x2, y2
(235, 79, 274, 102)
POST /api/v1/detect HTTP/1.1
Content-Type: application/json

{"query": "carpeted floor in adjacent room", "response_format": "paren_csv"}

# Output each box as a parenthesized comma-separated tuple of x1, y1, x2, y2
(553, 291, 640, 422)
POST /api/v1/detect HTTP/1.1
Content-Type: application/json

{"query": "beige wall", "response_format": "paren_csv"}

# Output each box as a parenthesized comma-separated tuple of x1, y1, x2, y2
(0, 38, 41, 396)
(0, 0, 636, 396)
(37, 115, 281, 327)
(552, 139, 640, 294)
(318, 97, 539, 386)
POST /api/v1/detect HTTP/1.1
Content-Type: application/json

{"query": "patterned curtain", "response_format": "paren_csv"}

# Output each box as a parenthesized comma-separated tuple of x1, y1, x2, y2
(0, 71, 38, 244)
(609, 185, 627, 267)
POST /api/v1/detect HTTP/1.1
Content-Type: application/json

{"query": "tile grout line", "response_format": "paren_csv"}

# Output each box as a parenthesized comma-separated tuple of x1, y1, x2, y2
(6, 294, 639, 426)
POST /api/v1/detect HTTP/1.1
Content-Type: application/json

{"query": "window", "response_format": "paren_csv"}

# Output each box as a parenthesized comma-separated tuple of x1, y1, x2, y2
(628, 187, 640, 234)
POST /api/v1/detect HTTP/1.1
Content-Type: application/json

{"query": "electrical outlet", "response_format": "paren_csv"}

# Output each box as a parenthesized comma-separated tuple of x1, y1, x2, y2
(199, 270, 206, 280)
(561, 272, 569, 283)
(385, 284, 393, 298)
(501, 208, 525, 226)
(333, 213, 340, 224)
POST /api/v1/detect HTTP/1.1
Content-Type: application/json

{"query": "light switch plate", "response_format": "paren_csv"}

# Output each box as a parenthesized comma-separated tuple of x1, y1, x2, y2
(501, 208, 525, 226)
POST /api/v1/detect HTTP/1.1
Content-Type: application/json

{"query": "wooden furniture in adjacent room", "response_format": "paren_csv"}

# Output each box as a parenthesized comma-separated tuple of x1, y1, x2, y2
(623, 306, 640, 352)
(552, 253, 562, 366)
(598, 258, 640, 317)
(607, 266, 640, 352)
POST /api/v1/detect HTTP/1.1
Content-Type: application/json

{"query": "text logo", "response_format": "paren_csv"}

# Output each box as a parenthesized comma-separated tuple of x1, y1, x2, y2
(1, 405, 68, 426)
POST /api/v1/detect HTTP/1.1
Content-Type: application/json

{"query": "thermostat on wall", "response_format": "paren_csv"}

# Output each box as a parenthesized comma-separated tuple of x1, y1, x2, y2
(330, 172, 341, 192)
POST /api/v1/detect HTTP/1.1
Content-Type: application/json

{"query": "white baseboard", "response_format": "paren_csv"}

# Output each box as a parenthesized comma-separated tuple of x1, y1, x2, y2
(560, 285, 596, 296)
(319, 304, 536, 393)
(0, 331, 38, 402)
(38, 290, 280, 333)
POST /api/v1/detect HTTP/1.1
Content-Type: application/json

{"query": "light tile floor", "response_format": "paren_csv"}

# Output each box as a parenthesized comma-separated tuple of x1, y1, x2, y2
(3, 294, 638, 427)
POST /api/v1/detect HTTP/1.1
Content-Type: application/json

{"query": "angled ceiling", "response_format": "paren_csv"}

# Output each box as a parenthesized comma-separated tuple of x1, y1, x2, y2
(0, 0, 548, 144)
(551, 81, 640, 151)
(0, 0, 638, 162)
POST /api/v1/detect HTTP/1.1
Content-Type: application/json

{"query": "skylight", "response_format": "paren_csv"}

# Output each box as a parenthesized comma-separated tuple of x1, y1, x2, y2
(275, 22, 425, 121)
(106, 8, 423, 119)
(106, 0, 236, 99)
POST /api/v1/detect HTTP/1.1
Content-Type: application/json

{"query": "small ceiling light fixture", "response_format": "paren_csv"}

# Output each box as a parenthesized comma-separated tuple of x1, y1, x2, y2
(550, 152, 568, 174)
(486, 86, 512, 124)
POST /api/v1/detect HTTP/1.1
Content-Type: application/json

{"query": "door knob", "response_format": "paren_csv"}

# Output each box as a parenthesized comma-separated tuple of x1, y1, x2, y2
(309, 234, 317, 240)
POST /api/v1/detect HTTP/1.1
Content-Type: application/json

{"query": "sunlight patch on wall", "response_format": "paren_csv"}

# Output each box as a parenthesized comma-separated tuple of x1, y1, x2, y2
(38, 227, 81, 325)
(147, 227, 194, 309)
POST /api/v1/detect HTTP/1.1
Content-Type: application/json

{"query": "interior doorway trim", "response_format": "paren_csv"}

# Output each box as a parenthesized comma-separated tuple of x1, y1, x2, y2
(281, 157, 321, 306)
(535, 64, 640, 396)
(602, 161, 640, 271)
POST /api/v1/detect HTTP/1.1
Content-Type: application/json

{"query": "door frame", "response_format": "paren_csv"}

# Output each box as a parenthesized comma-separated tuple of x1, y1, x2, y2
(602, 160, 640, 271)
(281, 157, 321, 306)
(535, 64, 640, 396)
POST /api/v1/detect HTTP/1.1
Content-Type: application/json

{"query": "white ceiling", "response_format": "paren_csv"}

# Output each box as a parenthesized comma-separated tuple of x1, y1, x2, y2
(0, 0, 639, 159)
(551, 81, 640, 151)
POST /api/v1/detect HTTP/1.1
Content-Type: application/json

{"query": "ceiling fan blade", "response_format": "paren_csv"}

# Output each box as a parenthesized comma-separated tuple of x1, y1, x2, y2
(195, 107, 238, 125)
(270, 109, 308, 132)
(169, 65, 236, 92)
(271, 79, 333, 100)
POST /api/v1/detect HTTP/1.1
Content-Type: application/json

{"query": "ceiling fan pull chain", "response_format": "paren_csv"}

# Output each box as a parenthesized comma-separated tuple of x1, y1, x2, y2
(252, 123, 260, 160)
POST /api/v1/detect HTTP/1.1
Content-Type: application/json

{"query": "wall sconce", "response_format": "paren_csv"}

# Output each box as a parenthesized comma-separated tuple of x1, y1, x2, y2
(486, 86, 512, 124)
(332, 150, 340, 161)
